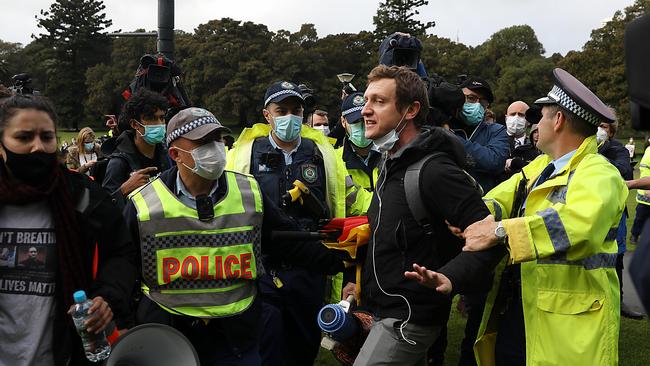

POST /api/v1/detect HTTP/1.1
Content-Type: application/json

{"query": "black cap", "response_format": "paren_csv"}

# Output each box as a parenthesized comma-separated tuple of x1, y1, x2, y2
(535, 68, 615, 124)
(460, 76, 494, 104)
(264, 81, 304, 107)
(341, 92, 365, 123)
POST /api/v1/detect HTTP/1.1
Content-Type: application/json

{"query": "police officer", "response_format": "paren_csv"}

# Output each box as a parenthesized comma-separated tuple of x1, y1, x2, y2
(408, 68, 627, 365)
(226, 81, 351, 365)
(337, 92, 381, 216)
(124, 107, 346, 366)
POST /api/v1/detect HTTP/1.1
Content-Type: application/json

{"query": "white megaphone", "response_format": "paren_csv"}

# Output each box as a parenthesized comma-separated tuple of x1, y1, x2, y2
(106, 324, 200, 366)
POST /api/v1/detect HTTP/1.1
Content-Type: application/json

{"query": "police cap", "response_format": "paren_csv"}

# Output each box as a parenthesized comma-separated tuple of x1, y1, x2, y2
(166, 107, 231, 145)
(535, 68, 615, 124)
(341, 92, 366, 124)
(264, 81, 304, 107)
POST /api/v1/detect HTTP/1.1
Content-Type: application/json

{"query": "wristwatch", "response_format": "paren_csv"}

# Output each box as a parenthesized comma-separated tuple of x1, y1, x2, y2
(494, 222, 507, 242)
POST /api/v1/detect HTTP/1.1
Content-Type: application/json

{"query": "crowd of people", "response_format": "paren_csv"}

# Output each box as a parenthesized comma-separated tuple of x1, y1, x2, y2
(0, 32, 647, 366)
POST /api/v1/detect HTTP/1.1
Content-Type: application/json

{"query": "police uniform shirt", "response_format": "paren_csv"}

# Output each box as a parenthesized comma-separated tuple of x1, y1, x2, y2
(175, 172, 220, 209)
(250, 135, 327, 230)
(268, 134, 301, 165)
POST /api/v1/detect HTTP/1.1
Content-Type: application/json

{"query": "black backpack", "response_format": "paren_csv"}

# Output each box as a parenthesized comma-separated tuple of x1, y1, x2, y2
(89, 152, 138, 186)
(403, 152, 484, 261)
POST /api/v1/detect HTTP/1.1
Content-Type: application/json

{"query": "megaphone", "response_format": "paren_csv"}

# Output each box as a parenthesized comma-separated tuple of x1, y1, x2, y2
(318, 296, 373, 366)
(106, 324, 200, 366)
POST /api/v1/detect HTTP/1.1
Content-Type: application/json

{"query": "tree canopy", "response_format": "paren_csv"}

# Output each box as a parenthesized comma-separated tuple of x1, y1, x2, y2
(1, 0, 647, 135)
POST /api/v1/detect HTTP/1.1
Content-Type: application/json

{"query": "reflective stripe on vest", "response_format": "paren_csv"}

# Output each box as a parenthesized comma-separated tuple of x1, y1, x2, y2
(132, 171, 264, 318)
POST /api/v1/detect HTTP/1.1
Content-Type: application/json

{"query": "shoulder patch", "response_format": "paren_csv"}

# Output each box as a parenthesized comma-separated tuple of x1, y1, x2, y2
(301, 163, 318, 184)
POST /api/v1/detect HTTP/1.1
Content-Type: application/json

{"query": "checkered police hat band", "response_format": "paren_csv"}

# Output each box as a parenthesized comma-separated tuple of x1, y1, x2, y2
(342, 106, 364, 117)
(264, 90, 302, 106)
(167, 115, 219, 145)
(549, 85, 600, 126)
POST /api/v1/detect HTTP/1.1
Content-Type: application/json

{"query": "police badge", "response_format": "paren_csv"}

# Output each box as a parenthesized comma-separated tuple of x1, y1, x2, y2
(301, 164, 318, 184)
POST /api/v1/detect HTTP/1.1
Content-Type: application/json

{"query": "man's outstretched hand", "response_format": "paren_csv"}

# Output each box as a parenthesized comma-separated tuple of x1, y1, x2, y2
(404, 263, 452, 294)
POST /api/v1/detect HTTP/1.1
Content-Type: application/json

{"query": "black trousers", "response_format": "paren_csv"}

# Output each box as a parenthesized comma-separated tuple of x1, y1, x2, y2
(631, 203, 650, 238)
(494, 296, 526, 366)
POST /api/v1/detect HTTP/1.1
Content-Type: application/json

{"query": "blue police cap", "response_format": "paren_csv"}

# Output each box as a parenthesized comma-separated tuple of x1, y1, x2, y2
(341, 92, 366, 124)
(535, 68, 615, 124)
(263, 81, 304, 107)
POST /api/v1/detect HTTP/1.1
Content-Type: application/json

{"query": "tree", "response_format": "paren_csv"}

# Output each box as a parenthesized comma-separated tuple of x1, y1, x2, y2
(0, 40, 25, 84)
(373, 0, 435, 42)
(84, 31, 157, 126)
(34, 0, 112, 129)
(558, 0, 650, 133)
(178, 18, 275, 126)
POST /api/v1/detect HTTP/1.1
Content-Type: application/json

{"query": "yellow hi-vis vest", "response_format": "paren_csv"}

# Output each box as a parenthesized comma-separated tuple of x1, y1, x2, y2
(637, 146, 650, 205)
(336, 145, 378, 217)
(477, 136, 626, 366)
(131, 171, 264, 318)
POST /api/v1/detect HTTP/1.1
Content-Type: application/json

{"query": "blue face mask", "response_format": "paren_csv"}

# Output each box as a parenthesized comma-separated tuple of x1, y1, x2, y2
(83, 142, 94, 151)
(137, 122, 166, 145)
(348, 121, 372, 148)
(461, 102, 485, 126)
(271, 113, 303, 142)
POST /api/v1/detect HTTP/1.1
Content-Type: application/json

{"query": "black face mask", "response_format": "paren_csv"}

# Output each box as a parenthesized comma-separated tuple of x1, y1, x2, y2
(2, 146, 58, 186)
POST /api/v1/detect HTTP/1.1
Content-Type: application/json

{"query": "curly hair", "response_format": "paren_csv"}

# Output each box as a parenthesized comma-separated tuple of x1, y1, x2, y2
(119, 88, 168, 131)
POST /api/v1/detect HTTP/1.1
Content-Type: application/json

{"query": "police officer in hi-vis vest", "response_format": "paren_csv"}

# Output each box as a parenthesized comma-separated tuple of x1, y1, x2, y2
(124, 107, 347, 366)
(407, 68, 626, 365)
(226, 81, 360, 366)
(336, 92, 381, 216)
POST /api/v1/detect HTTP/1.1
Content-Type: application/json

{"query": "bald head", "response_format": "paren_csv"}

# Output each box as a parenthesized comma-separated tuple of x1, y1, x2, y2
(506, 101, 529, 118)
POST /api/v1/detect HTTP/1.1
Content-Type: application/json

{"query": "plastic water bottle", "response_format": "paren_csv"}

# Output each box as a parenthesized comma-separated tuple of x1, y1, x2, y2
(71, 290, 111, 362)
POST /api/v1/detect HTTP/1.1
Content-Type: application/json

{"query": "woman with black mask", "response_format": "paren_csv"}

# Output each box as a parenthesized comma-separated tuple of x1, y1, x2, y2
(0, 95, 137, 366)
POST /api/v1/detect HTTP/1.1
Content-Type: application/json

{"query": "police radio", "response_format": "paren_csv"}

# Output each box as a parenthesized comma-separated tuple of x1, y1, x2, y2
(196, 194, 214, 221)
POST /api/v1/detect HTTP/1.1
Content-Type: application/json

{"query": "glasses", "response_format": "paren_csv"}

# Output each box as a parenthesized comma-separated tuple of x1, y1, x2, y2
(465, 94, 483, 104)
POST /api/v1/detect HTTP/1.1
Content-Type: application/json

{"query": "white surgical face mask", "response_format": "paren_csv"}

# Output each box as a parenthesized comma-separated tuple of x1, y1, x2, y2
(313, 125, 330, 136)
(596, 127, 609, 143)
(372, 110, 409, 153)
(177, 141, 227, 180)
(505, 115, 527, 137)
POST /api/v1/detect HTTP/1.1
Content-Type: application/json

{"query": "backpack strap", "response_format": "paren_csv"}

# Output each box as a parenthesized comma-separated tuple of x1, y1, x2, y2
(404, 152, 445, 235)
(404, 152, 483, 235)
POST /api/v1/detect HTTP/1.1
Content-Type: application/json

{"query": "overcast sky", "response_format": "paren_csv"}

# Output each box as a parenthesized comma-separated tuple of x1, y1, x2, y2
(0, 0, 637, 55)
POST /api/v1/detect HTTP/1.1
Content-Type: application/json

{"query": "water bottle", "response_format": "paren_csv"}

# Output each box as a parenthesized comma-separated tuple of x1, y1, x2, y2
(317, 295, 358, 342)
(71, 290, 111, 362)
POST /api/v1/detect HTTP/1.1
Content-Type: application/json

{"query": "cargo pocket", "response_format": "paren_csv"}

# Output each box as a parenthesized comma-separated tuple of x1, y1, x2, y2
(531, 291, 608, 365)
